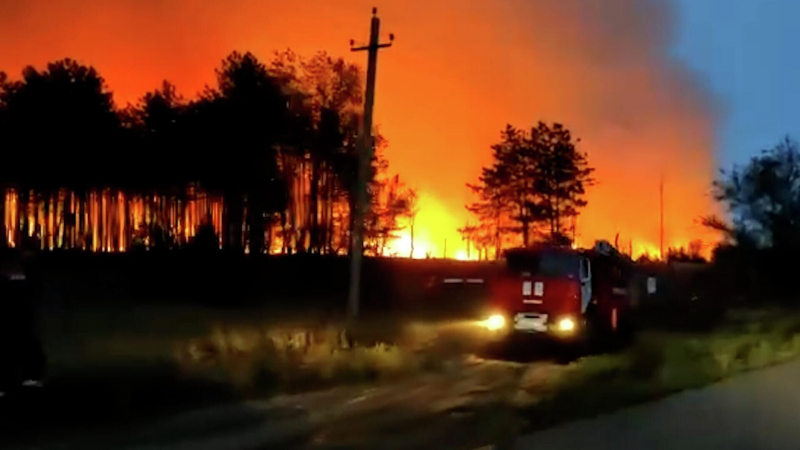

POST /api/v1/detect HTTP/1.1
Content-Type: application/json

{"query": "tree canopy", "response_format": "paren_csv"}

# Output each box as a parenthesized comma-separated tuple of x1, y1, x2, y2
(705, 137, 800, 249)
(0, 59, 121, 193)
(465, 122, 593, 255)
(0, 51, 414, 255)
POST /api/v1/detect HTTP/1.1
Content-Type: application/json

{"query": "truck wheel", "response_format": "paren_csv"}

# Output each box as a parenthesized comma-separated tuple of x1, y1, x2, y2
(582, 306, 606, 352)
(617, 311, 636, 345)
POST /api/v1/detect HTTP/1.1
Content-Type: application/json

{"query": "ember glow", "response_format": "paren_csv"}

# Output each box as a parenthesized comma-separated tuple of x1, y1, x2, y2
(0, 0, 719, 258)
(3, 189, 223, 252)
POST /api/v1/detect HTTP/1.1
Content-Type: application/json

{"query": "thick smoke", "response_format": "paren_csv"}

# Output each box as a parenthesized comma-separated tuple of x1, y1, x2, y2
(0, 0, 718, 255)
(372, 0, 719, 255)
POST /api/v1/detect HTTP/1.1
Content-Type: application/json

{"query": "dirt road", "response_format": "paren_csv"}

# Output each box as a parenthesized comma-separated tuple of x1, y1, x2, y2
(11, 340, 800, 449)
(9, 355, 531, 449)
(517, 358, 800, 450)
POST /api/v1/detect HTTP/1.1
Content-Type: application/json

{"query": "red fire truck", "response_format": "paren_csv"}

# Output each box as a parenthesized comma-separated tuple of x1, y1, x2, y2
(482, 241, 636, 341)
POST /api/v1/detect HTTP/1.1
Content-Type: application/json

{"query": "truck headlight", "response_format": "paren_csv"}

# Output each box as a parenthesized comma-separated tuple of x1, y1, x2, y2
(557, 317, 576, 332)
(483, 314, 506, 331)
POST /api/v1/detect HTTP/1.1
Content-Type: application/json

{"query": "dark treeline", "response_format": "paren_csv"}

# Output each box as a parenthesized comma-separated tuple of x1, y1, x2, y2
(0, 50, 416, 255)
(699, 137, 800, 301)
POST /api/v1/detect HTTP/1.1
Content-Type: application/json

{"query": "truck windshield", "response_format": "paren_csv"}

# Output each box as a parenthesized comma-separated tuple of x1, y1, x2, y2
(506, 251, 580, 278)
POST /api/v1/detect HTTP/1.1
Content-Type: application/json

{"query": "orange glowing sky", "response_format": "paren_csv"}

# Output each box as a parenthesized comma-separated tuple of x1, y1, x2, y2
(0, 0, 718, 258)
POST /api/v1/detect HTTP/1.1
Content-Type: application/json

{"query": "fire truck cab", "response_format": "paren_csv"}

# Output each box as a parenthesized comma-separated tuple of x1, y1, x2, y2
(483, 241, 634, 340)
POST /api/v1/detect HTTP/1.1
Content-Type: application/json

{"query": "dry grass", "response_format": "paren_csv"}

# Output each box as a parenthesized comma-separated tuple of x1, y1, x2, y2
(515, 308, 800, 429)
(29, 305, 468, 446)
(34, 302, 800, 446)
(173, 320, 469, 395)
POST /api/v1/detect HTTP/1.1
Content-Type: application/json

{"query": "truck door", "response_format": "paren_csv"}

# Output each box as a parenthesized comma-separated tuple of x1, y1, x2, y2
(580, 257, 592, 312)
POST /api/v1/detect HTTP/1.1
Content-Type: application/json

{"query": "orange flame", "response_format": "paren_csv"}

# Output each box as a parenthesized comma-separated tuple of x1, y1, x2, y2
(0, 0, 719, 258)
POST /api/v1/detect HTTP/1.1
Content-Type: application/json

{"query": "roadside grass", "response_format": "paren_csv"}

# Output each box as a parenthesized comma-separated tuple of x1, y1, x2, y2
(515, 308, 800, 430)
(35, 305, 470, 423)
(27, 303, 800, 446)
(173, 319, 476, 395)
(18, 307, 488, 448)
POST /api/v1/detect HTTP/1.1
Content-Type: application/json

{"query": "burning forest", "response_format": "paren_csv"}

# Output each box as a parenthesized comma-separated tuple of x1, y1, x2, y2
(0, 0, 720, 257)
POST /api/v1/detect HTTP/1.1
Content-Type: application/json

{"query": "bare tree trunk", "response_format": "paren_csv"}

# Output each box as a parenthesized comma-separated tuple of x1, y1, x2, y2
(297, 159, 306, 253)
(320, 172, 327, 254)
(248, 196, 265, 255)
(319, 169, 327, 254)
(494, 213, 501, 260)
(347, 196, 356, 256)
(321, 167, 333, 255)
(280, 153, 294, 255)
(308, 159, 320, 254)
(0, 188, 5, 248)
(326, 179, 335, 254)
(329, 197, 335, 252)
(226, 195, 244, 252)
(522, 220, 529, 248)
(280, 210, 290, 254)
(554, 194, 560, 238)
(265, 214, 274, 254)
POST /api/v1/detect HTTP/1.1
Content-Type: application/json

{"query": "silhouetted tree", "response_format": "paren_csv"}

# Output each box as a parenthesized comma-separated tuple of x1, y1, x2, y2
(466, 123, 593, 249)
(128, 81, 186, 190)
(704, 137, 800, 249)
(0, 59, 120, 191)
(467, 126, 530, 247)
(270, 50, 381, 255)
(120, 81, 189, 245)
(528, 122, 593, 243)
(0, 49, 412, 256)
(191, 219, 220, 252)
(193, 51, 289, 253)
(465, 176, 513, 259)
(0, 71, 7, 238)
(688, 239, 704, 260)
(667, 245, 706, 263)
(0, 59, 121, 246)
(364, 174, 416, 255)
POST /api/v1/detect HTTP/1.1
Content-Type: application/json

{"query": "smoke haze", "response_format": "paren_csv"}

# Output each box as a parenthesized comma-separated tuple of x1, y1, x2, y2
(0, 0, 718, 256)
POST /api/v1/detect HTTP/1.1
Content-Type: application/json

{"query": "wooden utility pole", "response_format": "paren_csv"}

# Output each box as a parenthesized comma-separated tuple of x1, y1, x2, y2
(348, 8, 394, 320)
